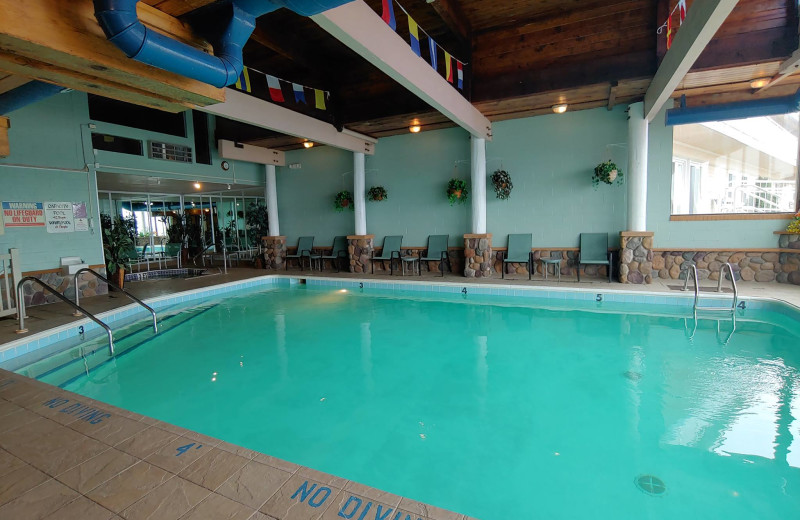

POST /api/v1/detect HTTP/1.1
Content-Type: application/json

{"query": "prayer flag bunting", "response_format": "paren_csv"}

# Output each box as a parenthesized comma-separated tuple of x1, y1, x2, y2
(235, 67, 251, 92)
(666, 15, 673, 49)
(456, 61, 463, 90)
(381, 0, 396, 31)
(678, 0, 686, 23)
(292, 83, 306, 104)
(315, 89, 327, 110)
(428, 36, 437, 70)
(444, 51, 453, 83)
(408, 16, 421, 56)
(267, 75, 285, 102)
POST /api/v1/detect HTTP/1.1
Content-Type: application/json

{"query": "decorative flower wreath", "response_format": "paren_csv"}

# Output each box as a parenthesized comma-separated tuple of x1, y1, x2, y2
(787, 211, 800, 233)
(593, 160, 624, 188)
(334, 190, 354, 212)
(447, 178, 469, 205)
(367, 186, 388, 202)
(491, 169, 513, 200)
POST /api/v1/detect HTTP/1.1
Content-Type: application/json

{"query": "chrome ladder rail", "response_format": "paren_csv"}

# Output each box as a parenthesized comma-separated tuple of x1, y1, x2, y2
(16, 276, 116, 355)
(73, 268, 157, 334)
(699, 262, 738, 312)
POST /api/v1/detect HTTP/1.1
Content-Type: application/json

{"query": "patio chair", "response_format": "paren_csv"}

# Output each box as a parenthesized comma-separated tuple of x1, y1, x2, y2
(163, 241, 182, 269)
(320, 235, 349, 272)
(420, 235, 451, 277)
(502, 234, 533, 280)
(577, 233, 612, 282)
(286, 236, 314, 270)
(371, 235, 403, 275)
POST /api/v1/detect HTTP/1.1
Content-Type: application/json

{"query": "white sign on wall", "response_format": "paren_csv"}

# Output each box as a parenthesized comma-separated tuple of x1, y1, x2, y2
(44, 201, 75, 233)
(72, 202, 89, 232)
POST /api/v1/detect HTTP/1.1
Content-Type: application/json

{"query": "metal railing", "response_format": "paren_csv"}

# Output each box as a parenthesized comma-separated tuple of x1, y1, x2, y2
(0, 248, 22, 319)
(16, 276, 115, 355)
(73, 268, 157, 333)
(683, 262, 738, 313)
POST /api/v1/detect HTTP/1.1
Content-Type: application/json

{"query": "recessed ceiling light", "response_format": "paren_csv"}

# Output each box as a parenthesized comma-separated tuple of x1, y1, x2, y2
(552, 103, 568, 114)
(303, 141, 314, 149)
(193, 182, 201, 189)
(750, 77, 771, 89)
(409, 124, 421, 133)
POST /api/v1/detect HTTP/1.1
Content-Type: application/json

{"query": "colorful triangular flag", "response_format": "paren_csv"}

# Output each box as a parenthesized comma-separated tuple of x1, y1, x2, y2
(292, 83, 306, 104)
(314, 89, 327, 110)
(381, 0, 396, 31)
(428, 37, 438, 70)
(456, 61, 463, 90)
(666, 15, 673, 49)
(267, 75, 284, 102)
(444, 51, 453, 83)
(408, 16, 421, 56)
(234, 67, 251, 93)
(678, 0, 686, 24)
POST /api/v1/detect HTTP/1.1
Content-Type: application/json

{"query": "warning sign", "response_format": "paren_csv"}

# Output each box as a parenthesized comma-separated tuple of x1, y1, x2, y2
(45, 201, 74, 233)
(2, 202, 45, 227)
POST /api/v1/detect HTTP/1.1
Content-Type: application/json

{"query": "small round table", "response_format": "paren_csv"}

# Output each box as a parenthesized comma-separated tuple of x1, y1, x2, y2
(401, 256, 419, 276)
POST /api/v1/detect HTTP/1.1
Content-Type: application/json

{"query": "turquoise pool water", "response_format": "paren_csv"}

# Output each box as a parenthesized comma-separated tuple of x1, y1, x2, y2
(40, 287, 800, 518)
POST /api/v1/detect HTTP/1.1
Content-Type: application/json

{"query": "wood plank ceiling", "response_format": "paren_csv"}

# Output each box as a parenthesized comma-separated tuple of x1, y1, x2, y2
(168, 0, 799, 148)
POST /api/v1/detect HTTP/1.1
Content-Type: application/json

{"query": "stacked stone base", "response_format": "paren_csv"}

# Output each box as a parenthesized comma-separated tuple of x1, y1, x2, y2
(619, 232, 654, 284)
(464, 234, 492, 278)
(261, 236, 286, 270)
(348, 235, 374, 274)
(652, 251, 798, 284)
(17, 268, 109, 308)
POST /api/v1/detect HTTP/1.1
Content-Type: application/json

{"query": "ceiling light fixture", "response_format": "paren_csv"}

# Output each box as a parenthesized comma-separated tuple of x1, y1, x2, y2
(409, 124, 421, 133)
(303, 141, 314, 149)
(552, 103, 568, 114)
(194, 182, 201, 189)
(750, 77, 771, 89)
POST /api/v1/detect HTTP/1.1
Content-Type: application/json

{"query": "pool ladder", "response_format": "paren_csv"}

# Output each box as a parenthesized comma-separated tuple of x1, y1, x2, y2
(682, 263, 738, 345)
(73, 268, 157, 334)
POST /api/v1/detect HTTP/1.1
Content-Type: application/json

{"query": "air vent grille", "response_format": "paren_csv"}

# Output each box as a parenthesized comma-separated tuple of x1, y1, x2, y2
(149, 141, 192, 163)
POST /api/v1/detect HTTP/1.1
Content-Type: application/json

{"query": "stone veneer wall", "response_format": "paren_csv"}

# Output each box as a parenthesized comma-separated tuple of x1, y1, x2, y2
(21, 268, 108, 307)
(261, 236, 287, 270)
(651, 250, 800, 284)
(619, 232, 654, 284)
(464, 234, 493, 278)
(490, 250, 608, 279)
(348, 235, 374, 274)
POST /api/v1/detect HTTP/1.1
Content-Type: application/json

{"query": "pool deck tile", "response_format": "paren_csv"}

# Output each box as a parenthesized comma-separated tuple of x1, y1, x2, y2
(216, 460, 293, 509)
(0, 463, 50, 507)
(0, 478, 79, 519)
(42, 495, 117, 520)
(120, 475, 210, 520)
(259, 473, 342, 520)
(56, 448, 139, 494)
(86, 461, 173, 513)
(178, 447, 251, 492)
(114, 426, 180, 459)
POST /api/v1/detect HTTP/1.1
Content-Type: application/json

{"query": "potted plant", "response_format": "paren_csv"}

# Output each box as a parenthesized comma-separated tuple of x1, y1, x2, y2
(245, 201, 270, 246)
(367, 186, 388, 202)
(491, 169, 513, 200)
(592, 160, 624, 188)
(103, 216, 134, 289)
(334, 190, 354, 212)
(787, 211, 800, 233)
(447, 178, 469, 205)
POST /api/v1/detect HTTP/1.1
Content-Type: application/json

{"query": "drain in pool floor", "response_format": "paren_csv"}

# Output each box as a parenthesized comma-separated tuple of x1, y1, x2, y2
(635, 475, 666, 496)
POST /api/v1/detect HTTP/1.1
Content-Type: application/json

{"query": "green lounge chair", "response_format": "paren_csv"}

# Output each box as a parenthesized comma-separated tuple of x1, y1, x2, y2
(371, 235, 403, 275)
(420, 235, 451, 277)
(321, 235, 349, 272)
(577, 233, 612, 282)
(286, 236, 314, 271)
(502, 234, 533, 280)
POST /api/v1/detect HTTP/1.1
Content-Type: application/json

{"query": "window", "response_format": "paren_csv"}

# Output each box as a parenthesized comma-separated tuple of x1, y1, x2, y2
(91, 133, 143, 156)
(671, 113, 799, 215)
(88, 94, 187, 138)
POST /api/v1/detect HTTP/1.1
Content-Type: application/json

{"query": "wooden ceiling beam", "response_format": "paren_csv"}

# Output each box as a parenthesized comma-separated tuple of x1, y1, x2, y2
(0, 0, 223, 109)
(0, 74, 30, 95)
(607, 81, 619, 110)
(644, 0, 740, 121)
(428, 0, 472, 52)
(142, 0, 217, 18)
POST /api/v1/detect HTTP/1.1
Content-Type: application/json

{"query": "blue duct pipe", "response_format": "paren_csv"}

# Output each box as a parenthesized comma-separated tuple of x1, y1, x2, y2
(94, 0, 353, 89)
(0, 81, 67, 115)
(666, 90, 800, 126)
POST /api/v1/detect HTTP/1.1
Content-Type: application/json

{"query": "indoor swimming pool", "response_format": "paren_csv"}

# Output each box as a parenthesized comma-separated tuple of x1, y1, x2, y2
(8, 283, 800, 519)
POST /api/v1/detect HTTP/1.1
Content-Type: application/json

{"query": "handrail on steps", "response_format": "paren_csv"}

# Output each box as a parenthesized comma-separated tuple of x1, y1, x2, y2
(73, 267, 157, 334)
(16, 276, 115, 355)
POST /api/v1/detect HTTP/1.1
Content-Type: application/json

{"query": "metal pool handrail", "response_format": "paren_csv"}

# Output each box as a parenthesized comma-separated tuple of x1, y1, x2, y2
(16, 276, 115, 355)
(716, 262, 739, 311)
(73, 267, 157, 334)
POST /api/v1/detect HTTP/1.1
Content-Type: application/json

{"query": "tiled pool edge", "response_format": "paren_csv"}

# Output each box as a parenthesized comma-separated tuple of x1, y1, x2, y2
(3, 273, 800, 364)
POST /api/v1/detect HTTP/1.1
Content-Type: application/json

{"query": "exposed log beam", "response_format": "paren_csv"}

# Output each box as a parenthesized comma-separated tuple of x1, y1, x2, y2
(0, 0, 223, 109)
(312, 0, 491, 140)
(607, 81, 618, 110)
(0, 74, 30, 95)
(199, 88, 376, 154)
(644, 0, 740, 121)
(756, 48, 800, 93)
(142, 0, 218, 17)
(0, 116, 9, 157)
(428, 0, 471, 52)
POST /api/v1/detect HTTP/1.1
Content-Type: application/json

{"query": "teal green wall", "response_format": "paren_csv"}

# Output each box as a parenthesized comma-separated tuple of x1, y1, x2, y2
(646, 108, 790, 249)
(0, 91, 266, 272)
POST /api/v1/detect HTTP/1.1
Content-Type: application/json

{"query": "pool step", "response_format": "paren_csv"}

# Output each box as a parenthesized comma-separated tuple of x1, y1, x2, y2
(18, 304, 216, 386)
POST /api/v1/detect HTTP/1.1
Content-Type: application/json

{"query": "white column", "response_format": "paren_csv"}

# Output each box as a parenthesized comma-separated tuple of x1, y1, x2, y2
(354, 152, 367, 235)
(265, 165, 280, 236)
(470, 137, 487, 234)
(627, 102, 649, 231)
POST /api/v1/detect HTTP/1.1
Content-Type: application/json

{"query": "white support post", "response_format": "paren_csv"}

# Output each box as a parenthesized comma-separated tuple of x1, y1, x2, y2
(266, 165, 280, 237)
(470, 137, 487, 234)
(627, 102, 648, 231)
(354, 152, 367, 235)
